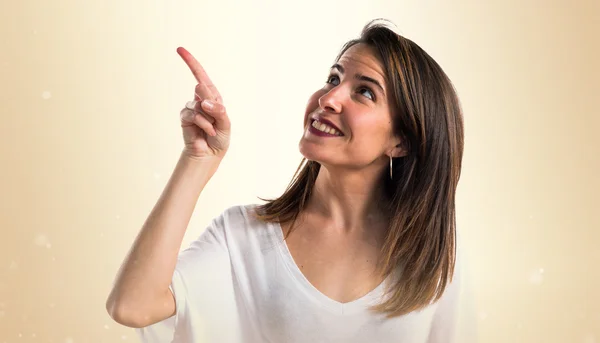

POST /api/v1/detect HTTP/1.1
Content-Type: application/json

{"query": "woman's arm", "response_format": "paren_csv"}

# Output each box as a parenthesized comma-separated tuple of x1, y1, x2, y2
(427, 239, 478, 342)
(105, 152, 222, 328)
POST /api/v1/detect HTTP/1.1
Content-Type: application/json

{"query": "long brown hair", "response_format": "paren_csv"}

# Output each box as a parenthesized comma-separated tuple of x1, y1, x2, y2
(254, 19, 464, 317)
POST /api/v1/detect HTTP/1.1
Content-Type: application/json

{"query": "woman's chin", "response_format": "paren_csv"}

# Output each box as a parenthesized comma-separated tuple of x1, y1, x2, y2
(298, 142, 326, 163)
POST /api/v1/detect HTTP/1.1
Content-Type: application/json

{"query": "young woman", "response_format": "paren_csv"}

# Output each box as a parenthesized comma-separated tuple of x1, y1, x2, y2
(106, 19, 466, 342)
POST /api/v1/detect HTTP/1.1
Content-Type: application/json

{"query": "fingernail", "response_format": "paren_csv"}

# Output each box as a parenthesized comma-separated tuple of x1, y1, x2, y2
(202, 100, 215, 111)
(185, 100, 197, 110)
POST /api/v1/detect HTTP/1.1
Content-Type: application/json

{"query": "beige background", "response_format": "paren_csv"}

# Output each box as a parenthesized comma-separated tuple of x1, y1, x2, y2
(1, 0, 598, 342)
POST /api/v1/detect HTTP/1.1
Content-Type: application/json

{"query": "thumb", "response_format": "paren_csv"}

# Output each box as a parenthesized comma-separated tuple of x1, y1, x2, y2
(200, 100, 230, 131)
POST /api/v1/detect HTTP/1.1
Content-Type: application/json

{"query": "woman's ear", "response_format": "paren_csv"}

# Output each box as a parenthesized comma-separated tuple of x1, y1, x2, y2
(389, 138, 409, 158)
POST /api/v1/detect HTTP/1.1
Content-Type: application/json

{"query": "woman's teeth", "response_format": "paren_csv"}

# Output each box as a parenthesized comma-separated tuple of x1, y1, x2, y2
(312, 120, 342, 136)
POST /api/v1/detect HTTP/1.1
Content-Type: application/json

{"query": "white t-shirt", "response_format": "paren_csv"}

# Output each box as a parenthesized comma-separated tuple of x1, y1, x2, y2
(136, 204, 465, 343)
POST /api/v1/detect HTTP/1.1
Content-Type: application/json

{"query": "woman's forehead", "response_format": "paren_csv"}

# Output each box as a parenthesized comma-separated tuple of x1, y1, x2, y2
(337, 44, 386, 83)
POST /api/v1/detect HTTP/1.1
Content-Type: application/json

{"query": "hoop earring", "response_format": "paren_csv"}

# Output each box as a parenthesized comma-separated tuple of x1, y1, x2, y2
(389, 156, 393, 180)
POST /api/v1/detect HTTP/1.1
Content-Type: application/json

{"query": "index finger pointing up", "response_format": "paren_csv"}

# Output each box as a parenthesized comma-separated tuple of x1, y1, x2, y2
(176, 47, 215, 86)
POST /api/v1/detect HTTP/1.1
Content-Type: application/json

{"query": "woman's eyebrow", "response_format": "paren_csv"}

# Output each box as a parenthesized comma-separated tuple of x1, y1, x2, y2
(331, 63, 385, 95)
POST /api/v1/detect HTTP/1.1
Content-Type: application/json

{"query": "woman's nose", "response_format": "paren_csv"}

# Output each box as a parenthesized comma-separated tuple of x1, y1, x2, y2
(318, 88, 344, 114)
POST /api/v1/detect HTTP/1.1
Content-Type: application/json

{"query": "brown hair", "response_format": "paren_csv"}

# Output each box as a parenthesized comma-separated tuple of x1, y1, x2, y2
(254, 19, 464, 317)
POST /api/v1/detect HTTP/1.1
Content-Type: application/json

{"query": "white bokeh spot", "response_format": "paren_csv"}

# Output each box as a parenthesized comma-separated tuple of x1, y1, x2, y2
(34, 234, 51, 247)
(42, 91, 52, 100)
(529, 268, 544, 285)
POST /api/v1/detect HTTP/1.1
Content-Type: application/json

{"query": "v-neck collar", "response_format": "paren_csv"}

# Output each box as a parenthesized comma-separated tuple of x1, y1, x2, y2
(268, 220, 387, 315)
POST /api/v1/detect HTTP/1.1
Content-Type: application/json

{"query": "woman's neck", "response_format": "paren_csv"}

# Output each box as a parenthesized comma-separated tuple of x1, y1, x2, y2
(305, 165, 388, 234)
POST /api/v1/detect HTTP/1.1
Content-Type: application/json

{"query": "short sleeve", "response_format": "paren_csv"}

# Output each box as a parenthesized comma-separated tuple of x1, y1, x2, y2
(427, 235, 478, 343)
(136, 214, 235, 343)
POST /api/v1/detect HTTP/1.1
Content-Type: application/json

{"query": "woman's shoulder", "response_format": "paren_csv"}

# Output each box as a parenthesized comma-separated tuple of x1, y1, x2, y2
(211, 203, 275, 237)
(216, 203, 263, 225)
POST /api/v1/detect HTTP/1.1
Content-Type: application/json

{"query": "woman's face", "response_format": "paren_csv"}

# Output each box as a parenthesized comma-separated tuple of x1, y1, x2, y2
(299, 43, 403, 170)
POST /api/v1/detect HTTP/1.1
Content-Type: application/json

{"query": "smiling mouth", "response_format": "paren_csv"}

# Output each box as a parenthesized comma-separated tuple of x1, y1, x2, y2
(310, 119, 344, 136)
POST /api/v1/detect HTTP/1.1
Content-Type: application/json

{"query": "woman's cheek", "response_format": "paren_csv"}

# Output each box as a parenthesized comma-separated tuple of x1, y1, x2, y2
(303, 90, 326, 125)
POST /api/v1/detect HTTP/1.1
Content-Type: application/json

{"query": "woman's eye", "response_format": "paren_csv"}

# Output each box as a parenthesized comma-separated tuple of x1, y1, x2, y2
(358, 87, 375, 101)
(326, 74, 340, 85)
(325, 75, 375, 101)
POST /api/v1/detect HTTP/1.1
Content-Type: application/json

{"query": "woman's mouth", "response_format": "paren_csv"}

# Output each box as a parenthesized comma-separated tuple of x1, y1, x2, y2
(309, 119, 344, 137)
